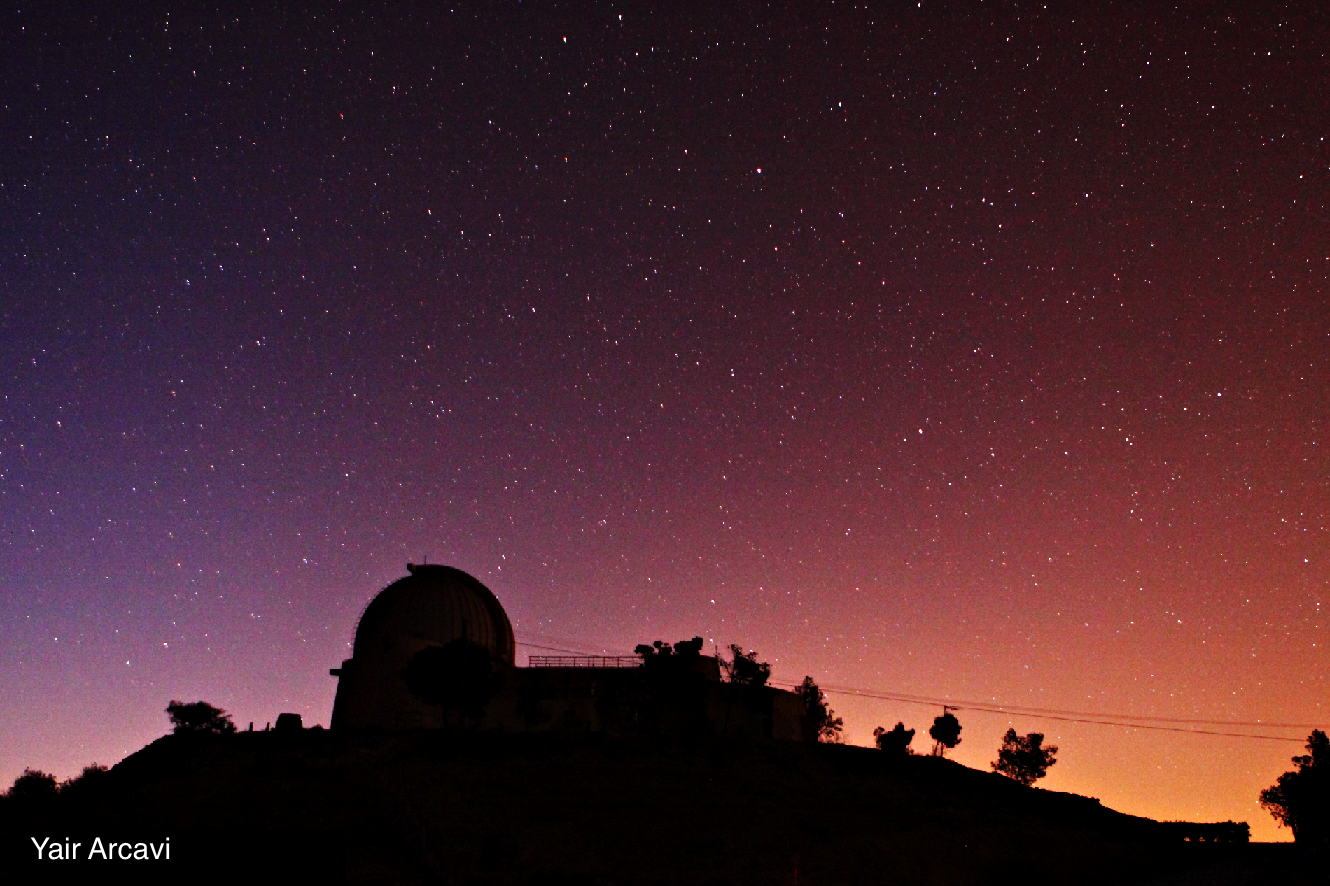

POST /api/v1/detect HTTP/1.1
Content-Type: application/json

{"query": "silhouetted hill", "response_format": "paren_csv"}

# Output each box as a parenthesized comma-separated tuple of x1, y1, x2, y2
(2, 730, 1318, 884)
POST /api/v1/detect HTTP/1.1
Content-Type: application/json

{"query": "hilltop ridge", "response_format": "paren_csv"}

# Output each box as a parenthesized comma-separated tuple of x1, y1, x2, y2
(2, 729, 1312, 885)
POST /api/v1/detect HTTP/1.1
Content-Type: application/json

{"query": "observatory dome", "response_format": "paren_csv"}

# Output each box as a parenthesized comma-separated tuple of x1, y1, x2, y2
(330, 564, 515, 729)
(352, 563, 515, 664)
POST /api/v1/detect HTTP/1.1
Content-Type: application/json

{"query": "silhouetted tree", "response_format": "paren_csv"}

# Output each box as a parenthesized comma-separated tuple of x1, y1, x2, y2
(1260, 729, 1330, 846)
(634, 637, 709, 735)
(634, 637, 707, 696)
(797, 677, 843, 743)
(6, 768, 58, 802)
(992, 729, 1058, 786)
(929, 709, 962, 757)
(874, 722, 916, 755)
(718, 644, 773, 736)
(402, 638, 506, 728)
(635, 637, 705, 669)
(719, 644, 771, 687)
(58, 764, 110, 800)
(166, 700, 237, 734)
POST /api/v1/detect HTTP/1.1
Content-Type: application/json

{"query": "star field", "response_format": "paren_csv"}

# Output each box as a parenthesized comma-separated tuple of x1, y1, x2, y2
(1, 2, 1327, 840)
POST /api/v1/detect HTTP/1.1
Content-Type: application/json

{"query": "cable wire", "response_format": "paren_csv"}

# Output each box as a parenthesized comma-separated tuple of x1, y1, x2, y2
(515, 636, 1318, 743)
(770, 683, 1314, 742)
(811, 684, 1322, 730)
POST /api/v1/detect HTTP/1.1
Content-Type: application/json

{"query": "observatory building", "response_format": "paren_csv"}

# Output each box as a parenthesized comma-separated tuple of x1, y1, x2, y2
(330, 564, 516, 729)
(330, 563, 808, 739)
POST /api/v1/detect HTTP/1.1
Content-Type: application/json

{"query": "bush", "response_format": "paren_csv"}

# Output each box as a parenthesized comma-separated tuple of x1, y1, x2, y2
(7, 768, 58, 802)
(874, 722, 916, 755)
(166, 700, 237, 734)
(58, 764, 110, 800)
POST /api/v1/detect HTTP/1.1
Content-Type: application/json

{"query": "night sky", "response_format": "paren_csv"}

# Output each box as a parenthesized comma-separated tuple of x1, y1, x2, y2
(3, 2, 1327, 841)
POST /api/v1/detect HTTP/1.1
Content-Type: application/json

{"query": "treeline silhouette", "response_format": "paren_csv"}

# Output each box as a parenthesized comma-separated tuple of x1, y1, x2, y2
(1260, 729, 1329, 847)
(6, 716, 1291, 883)
(13, 653, 1329, 867)
(4, 764, 109, 805)
(1157, 821, 1251, 843)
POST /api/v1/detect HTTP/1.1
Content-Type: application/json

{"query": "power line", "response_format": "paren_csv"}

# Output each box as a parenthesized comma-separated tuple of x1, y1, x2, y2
(777, 683, 1313, 742)
(952, 708, 1306, 742)
(517, 640, 619, 656)
(812, 684, 1322, 730)
(516, 636, 1317, 743)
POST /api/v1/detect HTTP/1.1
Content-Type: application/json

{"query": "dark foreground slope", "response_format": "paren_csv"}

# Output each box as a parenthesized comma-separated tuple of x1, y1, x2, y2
(1, 729, 1317, 885)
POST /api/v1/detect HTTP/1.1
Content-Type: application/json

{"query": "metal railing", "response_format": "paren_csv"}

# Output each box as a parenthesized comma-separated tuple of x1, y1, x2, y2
(527, 655, 641, 669)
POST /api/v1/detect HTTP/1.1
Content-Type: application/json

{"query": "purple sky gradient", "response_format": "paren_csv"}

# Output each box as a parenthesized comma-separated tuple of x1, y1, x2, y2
(2, 2, 1326, 840)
